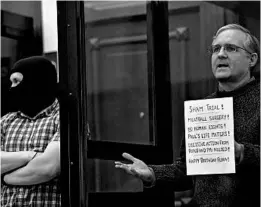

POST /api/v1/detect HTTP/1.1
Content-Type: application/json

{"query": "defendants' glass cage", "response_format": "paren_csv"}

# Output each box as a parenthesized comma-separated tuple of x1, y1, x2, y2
(1, 1, 258, 207)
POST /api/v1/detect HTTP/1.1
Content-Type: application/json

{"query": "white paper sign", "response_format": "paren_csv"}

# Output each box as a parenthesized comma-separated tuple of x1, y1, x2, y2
(184, 97, 235, 175)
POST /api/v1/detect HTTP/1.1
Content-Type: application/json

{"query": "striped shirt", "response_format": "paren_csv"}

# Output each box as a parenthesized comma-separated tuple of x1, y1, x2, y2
(1, 99, 61, 207)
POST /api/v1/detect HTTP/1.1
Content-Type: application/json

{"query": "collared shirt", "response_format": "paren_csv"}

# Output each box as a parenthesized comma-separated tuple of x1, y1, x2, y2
(1, 99, 61, 207)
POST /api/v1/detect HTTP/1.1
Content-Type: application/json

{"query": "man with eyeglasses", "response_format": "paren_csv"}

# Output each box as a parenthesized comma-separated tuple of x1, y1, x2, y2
(115, 24, 260, 207)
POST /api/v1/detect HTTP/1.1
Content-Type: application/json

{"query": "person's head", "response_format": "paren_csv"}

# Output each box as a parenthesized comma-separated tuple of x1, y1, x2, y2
(9, 56, 58, 117)
(210, 24, 259, 85)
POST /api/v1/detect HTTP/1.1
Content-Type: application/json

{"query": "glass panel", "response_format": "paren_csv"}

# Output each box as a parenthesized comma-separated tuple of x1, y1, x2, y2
(168, 1, 202, 160)
(167, 2, 203, 205)
(85, 1, 152, 145)
(1, 37, 16, 116)
(86, 159, 143, 192)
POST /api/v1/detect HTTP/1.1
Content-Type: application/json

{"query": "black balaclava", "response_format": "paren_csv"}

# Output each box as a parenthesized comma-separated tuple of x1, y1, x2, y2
(9, 56, 57, 117)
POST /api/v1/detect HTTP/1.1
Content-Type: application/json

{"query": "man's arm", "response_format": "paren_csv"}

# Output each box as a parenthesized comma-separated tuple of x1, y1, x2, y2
(0, 114, 36, 174)
(1, 151, 36, 174)
(149, 160, 193, 192)
(4, 141, 60, 185)
(148, 138, 193, 191)
(237, 141, 260, 167)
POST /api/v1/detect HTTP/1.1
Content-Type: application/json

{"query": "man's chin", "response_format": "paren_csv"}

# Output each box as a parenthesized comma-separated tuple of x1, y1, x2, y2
(214, 73, 231, 82)
(216, 76, 230, 82)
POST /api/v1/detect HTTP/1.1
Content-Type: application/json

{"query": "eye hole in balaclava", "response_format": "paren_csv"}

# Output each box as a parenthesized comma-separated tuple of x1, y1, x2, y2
(9, 56, 57, 117)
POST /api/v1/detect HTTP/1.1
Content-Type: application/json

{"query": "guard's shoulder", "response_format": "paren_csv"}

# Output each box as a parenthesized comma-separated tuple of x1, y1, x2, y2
(0, 112, 18, 126)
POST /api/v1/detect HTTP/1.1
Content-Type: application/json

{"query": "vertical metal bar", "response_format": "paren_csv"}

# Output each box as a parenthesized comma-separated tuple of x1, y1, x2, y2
(145, 2, 174, 205)
(57, 1, 87, 207)
(57, 2, 71, 207)
(146, 1, 173, 162)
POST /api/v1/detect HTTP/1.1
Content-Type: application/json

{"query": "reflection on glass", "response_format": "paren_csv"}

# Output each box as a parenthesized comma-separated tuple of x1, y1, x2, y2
(85, 1, 151, 145)
(86, 159, 143, 192)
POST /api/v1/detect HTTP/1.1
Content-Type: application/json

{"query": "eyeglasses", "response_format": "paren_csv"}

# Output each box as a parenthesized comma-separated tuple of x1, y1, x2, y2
(208, 43, 252, 55)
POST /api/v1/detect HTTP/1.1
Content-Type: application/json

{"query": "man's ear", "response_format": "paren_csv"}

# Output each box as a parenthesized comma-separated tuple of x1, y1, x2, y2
(249, 53, 258, 67)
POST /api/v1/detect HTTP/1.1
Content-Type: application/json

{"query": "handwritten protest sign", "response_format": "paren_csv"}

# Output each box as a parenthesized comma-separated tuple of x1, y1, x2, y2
(184, 97, 235, 175)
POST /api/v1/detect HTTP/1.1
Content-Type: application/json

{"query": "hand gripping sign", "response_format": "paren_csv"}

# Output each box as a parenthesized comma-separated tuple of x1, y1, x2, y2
(184, 97, 235, 175)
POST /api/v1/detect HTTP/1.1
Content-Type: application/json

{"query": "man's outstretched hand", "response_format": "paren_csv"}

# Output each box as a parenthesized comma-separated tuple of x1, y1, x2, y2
(115, 152, 155, 184)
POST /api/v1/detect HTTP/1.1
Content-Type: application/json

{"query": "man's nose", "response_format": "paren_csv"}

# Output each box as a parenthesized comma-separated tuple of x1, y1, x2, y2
(217, 47, 228, 58)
